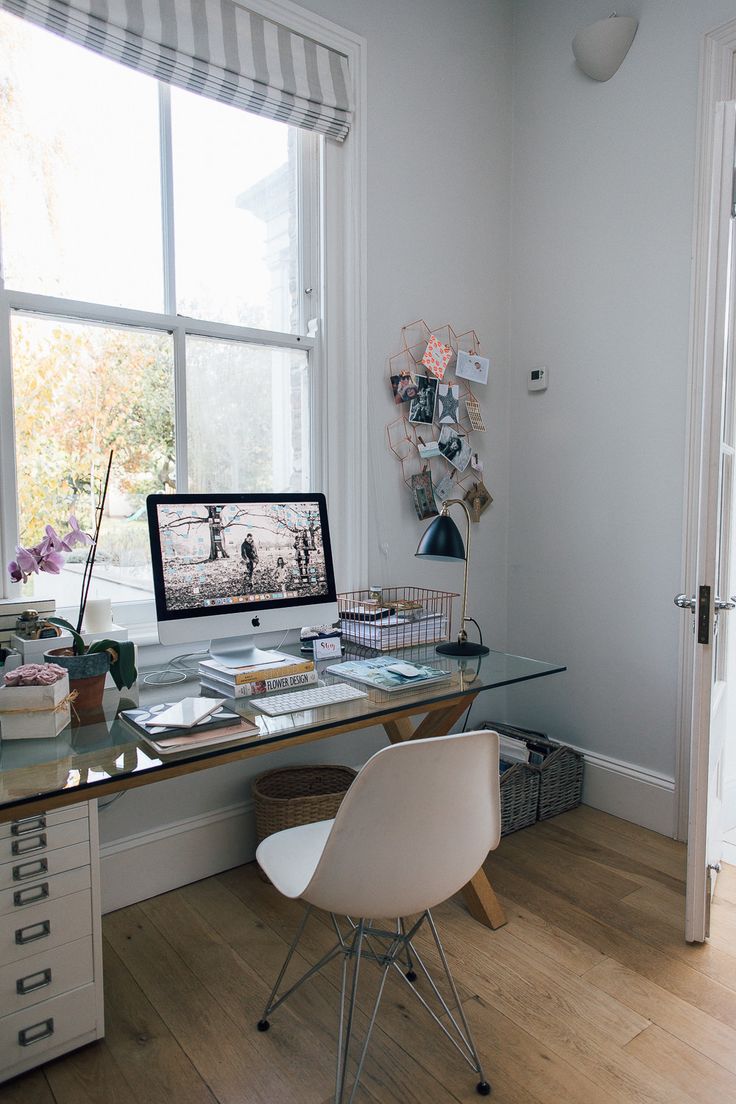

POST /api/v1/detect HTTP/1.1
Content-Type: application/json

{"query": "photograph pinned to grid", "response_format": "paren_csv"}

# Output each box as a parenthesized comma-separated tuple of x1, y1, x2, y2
(465, 396, 486, 431)
(433, 471, 455, 505)
(438, 425, 472, 472)
(437, 383, 460, 425)
(408, 375, 438, 424)
(410, 471, 439, 520)
(464, 480, 493, 522)
(390, 373, 419, 404)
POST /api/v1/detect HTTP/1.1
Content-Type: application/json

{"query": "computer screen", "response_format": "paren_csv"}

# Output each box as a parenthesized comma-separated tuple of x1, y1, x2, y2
(147, 493, 338, 664)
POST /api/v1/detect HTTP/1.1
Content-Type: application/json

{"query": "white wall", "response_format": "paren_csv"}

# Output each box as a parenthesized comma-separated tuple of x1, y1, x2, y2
(99, 0, 515, 904)
(504, 0, 736, 803)
(306, 0, 513, 649)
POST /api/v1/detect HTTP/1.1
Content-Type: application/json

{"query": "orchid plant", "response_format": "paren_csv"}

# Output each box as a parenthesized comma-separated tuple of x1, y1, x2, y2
(8, 517, 92, 585)
(6, 452, 136, 691)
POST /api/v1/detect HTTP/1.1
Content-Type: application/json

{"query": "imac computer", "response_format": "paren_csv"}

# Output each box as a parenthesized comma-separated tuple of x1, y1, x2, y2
(147, 493, 339, 667)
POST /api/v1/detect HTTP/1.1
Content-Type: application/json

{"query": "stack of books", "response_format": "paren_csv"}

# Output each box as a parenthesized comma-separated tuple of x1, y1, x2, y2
(121, 702, 260, 756)
(198, 651, 317, 698)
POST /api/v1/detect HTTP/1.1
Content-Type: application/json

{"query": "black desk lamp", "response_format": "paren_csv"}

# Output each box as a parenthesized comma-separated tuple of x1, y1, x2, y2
(415, 498, 489, 657)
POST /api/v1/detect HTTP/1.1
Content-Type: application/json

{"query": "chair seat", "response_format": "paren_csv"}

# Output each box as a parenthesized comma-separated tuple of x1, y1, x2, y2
(256, 818, 334, 899)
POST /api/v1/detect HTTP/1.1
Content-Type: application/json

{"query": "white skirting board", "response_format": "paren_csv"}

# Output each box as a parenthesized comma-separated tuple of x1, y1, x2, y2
(573, 744, 675, 836)
(99, 746, 677, 912)
(100, 801, 257, 913)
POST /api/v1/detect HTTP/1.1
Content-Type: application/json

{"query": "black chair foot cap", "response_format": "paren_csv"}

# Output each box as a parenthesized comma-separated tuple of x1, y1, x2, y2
(476, 1082, 491, 1096)
(257, 1020, 270, 1032)
(406, 970, 417, 982)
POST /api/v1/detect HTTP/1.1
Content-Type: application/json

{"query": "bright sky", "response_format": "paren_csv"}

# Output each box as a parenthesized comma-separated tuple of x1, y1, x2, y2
(0, 11, 293, 326)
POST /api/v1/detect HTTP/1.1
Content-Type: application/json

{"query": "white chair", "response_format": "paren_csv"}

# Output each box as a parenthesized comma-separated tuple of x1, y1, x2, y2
(255, 729, 501, 1103)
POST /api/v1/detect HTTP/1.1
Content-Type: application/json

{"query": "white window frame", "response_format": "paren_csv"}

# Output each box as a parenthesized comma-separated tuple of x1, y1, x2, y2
(0, 0, 368, 630)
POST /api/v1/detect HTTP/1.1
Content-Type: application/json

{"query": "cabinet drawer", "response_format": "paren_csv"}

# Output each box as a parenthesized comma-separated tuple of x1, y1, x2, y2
(0, 840, 90, 894)
(0, 864, 91, 918)
(0, 982, 97, 1070)
(0, 804, 87, 841)
(0, 937, 93, 1017)
(0, 889, 92, 967)
(0, 816, 89, 867)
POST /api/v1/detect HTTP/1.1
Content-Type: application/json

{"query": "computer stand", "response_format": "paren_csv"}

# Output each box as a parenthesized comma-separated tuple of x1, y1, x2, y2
(208, 634, 284, 669)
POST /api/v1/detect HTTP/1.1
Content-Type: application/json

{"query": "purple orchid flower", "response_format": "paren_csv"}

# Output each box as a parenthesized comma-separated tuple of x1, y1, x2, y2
(64, 515, 93, 548)
(6, 515, 93, 585)
(14, 545, 40, 581)
(39, 524, 73, 555)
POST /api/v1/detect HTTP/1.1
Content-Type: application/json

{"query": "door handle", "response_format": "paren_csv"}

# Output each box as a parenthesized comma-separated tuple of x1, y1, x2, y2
(674, 593, 697, 610)
(714, 596, 736, 611)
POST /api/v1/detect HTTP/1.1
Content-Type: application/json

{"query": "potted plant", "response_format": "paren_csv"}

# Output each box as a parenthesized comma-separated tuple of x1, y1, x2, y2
(6, 451, 137, 714)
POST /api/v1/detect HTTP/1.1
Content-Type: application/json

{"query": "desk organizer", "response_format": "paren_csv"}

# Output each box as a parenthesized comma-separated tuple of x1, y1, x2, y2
(337, 587, 455, 650)
(252, 765, 357, 845)
(483, 722, 584, 830)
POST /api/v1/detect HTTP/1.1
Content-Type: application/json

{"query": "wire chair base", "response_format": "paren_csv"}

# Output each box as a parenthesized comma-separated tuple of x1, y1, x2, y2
(257, 905, 491, 1104)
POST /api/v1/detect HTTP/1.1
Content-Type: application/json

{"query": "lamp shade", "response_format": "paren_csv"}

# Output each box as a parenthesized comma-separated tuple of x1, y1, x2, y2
(572, 14, 638, 82)
(415, 514, 465, 561)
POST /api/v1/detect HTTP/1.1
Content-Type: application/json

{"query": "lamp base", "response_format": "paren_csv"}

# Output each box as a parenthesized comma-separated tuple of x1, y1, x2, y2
(436, 640, 490, 657)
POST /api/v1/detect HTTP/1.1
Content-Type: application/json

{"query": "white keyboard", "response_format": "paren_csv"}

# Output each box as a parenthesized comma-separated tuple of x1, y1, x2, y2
(253, 682, 368, 716)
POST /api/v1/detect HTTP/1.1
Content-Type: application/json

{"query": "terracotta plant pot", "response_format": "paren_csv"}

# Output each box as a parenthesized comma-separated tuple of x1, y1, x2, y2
(44, 647, 110, 716)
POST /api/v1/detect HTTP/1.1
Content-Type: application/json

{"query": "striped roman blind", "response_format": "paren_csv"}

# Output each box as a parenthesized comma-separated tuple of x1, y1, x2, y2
(0, 0, 352, 141)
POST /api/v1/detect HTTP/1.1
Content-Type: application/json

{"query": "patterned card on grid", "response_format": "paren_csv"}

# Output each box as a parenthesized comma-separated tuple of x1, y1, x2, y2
(421, 334, 453, 380)
(465, 397, 486, 431)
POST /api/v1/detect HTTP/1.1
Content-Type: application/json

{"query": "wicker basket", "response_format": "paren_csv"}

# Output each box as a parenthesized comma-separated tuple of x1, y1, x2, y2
(483, 722, 584, 827)
(499, 762, 540, 835)
(252, 764, 357, 845)
(537, 745, 584, 821)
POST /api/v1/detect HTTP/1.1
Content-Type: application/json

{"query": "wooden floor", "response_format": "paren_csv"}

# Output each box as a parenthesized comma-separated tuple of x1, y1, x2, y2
(5, 806, 736, 1104)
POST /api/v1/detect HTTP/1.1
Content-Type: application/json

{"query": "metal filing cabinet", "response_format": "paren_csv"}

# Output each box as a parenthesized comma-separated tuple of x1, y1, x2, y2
(0, 802, 103, 1081)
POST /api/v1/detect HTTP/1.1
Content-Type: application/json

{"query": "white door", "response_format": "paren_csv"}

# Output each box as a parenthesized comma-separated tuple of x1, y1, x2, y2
(683, 101, 736, 943)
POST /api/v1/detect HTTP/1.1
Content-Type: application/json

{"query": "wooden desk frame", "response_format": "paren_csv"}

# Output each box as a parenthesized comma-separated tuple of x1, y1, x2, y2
(0, 691, 507, 930)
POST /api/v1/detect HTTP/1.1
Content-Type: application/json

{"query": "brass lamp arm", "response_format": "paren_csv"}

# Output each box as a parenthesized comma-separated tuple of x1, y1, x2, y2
(441, 498, 473, 644)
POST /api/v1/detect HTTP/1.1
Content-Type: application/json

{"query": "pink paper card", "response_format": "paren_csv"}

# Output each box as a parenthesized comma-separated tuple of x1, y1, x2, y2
(422, 334, 453, 380)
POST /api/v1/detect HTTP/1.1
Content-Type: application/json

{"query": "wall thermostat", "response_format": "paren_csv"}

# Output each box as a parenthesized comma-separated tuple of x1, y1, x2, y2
(528, 366, 548, 392)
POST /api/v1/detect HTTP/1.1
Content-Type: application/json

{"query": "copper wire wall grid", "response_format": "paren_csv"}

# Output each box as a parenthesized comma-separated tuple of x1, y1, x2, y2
(338, 586, 456, 650)
(385, 320, 489, 500)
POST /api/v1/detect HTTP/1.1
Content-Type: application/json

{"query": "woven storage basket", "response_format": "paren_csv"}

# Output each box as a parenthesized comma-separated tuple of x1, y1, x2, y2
(499, 762, 540, 835)
(537, 745, 584, 821)
(252, 764, 357, 845)
(483, 721, 584, 827)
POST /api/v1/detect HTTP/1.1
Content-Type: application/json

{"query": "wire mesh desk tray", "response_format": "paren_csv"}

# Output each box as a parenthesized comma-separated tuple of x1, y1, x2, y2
(337, 587, 455, 651)
(481, 721, 584, 825)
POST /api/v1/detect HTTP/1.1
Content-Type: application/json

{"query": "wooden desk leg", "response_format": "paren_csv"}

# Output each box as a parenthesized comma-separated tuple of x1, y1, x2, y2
(462, 868, 507, 930)
(381, 699, 507, 931)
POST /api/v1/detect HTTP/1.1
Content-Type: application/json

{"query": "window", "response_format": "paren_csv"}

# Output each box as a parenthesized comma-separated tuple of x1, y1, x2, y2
(0, 10, 320, 615)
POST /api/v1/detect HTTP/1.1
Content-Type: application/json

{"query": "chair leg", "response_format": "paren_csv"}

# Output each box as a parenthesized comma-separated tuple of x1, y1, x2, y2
(257, 909, 491, 1101)
(421, 909, 491, 1096)
(258, 904, 342, 1029)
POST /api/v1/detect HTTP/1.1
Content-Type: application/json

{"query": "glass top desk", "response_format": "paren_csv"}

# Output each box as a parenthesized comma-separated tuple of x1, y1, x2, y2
(0, 646, 565, 930)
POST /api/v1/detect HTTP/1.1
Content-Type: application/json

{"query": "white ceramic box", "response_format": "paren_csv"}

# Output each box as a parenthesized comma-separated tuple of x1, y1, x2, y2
(0, 674, 71, 739)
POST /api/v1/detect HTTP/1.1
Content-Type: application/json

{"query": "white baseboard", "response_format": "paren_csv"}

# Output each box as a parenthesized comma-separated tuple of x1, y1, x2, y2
(572, 743, 676, 836)
(99, 746, 678, 912)
(99, 800, 257, 913)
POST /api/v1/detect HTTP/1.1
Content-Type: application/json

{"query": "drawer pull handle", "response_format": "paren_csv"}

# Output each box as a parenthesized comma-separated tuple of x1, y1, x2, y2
(15, 919, 51, 945)
(13, 882, 50, 907)
(12, 858, 48, 882)
(16, 968, 52, 996)
(11, 833, 47, 856)
(18, 1017, 54, 1046)
(11, 815, 46, 836)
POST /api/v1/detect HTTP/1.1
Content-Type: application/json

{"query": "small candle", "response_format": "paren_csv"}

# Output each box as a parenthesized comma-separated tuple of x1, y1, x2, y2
(84, 598, 113, 633)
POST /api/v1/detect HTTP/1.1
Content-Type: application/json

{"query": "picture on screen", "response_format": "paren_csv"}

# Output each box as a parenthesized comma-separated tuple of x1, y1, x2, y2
(156, 500, 330, 612)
